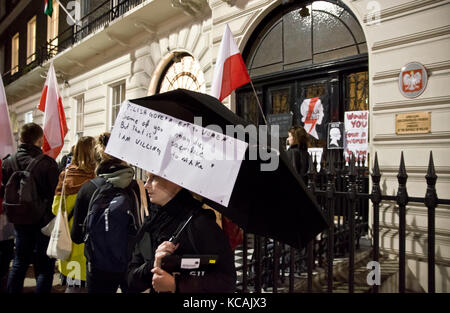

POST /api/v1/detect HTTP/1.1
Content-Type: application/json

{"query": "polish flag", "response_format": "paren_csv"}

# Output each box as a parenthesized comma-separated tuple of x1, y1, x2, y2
(211, 24, 250, 102)
(38, 62, 68, 159)
(0, 75, 16, 158)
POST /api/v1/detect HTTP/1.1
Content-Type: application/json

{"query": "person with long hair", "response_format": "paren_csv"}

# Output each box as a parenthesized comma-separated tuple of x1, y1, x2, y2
(51, 136, 96, 293)
(71, 132, 141, 293)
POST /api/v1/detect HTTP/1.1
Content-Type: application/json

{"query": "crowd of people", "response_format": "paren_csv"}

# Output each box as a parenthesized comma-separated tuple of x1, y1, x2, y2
(0, 122, 236, 293)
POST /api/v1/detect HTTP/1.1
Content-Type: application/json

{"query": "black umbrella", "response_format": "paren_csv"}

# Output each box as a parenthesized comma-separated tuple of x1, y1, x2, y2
(129, 89, 328, 249)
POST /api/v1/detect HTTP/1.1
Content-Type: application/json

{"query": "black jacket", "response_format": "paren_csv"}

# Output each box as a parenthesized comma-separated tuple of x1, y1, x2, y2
(286, 144, 310, 181)
(127, 189, 236, 293)
(70, 159, 141, 244)
(1, 143, 59, 227)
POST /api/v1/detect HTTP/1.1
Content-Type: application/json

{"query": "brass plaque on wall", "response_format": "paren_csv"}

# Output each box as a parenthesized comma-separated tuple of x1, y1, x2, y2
(396, 112, 431, 134)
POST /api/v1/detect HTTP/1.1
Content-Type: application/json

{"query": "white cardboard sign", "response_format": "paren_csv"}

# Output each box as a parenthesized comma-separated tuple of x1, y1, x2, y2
(105, 101, 248, 207)
(344, 110, 369, 165)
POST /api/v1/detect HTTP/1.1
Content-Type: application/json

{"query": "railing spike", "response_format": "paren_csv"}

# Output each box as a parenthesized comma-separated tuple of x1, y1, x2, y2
(327, 151, 336, 175)
(397, 151, 408, 182)
(372, 152, 380, 178)
(349, 153, 356, 176)
(426, 151, 437, 181)
(308, 153, 316, 175)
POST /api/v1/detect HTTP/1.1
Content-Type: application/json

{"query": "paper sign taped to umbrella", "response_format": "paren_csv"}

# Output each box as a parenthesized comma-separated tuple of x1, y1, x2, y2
(105, 100, 248, 206)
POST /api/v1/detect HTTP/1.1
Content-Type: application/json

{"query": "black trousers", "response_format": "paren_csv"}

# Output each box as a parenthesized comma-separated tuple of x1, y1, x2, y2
(86, 266, 128, 293)
(0, 239, 14, 293)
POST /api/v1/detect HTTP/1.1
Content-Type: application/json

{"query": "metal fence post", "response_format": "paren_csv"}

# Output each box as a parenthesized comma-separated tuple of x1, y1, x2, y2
(396, 152, 409, 293)
(370, 152, 381, 293)
(425, 151, 438, 293)
(307, 153, 317, 293)
(347, 155, 357, 293)
(242, 231, 248, 293)
(326, 153, 336, 293)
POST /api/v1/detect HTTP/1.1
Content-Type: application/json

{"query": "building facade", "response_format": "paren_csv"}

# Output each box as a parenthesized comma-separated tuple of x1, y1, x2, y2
(1, 0, 449, 292)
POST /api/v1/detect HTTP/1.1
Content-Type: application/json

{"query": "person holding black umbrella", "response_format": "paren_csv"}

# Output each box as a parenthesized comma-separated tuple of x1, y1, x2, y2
(127, 172, 236, 293)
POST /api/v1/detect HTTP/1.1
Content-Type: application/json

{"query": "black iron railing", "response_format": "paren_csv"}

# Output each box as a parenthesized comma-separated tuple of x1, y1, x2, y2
(2, 0, 145, 86)
(235, 150, 449, 293)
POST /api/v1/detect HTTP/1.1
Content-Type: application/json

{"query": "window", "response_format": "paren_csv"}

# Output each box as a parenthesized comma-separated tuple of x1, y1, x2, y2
(345, 71, 369, 111)
(24, 111, 33, 123)
(27, 16, 37, 64)
(11, 33, 19, 74)
(157, 54, 206, 93)
(76, 95, 85, 137)
(110, 82, 125, 128)
(245, 1, 367, 77)
(47, 1, 59, 56)
(237, 0, 368, 150)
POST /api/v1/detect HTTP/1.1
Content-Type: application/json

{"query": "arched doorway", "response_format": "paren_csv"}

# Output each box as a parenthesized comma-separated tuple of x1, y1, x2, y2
(237, 0, 368, 156)
(156, 52, 206, 94)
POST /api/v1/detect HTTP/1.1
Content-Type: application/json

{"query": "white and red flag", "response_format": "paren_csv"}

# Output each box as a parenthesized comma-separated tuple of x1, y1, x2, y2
(38, 62, 68, 159)
(211, 24, 250, 102)
(0, 75, 16, 158)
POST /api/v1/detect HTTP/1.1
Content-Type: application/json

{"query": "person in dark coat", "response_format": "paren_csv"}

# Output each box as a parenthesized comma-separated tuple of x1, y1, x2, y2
(1, 123, 59, 293)
(286, 126, 310, 182)
(127, 173, 236, 293)
(58, 145, 75, 172)
(70, 132, 141, 293)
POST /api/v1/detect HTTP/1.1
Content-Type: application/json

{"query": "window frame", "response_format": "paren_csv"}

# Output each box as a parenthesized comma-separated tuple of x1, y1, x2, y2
(24, 110, 33, 123)
(11, 32, 19, 74)
(27, 16, 37, 64)
(75, 94, 85, 138)
(47, 1, 59, 56)
(109, 81, 126, 130)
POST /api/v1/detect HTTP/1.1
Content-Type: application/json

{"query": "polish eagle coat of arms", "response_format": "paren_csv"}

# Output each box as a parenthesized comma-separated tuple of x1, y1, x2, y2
(402, 69, 422, 92)
(398, 62, 428, 99)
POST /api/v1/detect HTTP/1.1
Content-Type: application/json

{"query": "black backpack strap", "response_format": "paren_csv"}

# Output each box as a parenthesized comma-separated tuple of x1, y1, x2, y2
(82, 177, 106, 234)
(86, 177, 106, 212)
(25, 154, 47, 173)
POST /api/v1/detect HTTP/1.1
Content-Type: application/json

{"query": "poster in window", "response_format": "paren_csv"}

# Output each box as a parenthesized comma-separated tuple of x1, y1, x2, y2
(297, 95, 329, 141)
(327, 122, 344, 149)
(344, 110, 369, 165)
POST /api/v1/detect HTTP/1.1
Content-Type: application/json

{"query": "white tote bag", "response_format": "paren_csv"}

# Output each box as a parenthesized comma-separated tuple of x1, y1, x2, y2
(46, 173, 72, 260)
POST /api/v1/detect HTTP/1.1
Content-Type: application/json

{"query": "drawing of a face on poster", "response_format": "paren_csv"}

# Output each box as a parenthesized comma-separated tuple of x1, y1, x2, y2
(329, 127, 341, 146)
(300, 97, 324, 139)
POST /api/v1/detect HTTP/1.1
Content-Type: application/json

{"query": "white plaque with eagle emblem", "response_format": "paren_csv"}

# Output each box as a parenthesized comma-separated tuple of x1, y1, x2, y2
(398, 62, 428, 98)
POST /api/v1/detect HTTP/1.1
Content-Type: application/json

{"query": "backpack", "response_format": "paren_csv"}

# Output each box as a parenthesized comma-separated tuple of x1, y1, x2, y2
(83, 177, 139, 273)
(2, 154, 47, 225)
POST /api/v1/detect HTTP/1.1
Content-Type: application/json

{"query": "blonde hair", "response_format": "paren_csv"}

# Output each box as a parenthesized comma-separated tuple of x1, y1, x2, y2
(95, 132, 114, 162)
(72, 136, 96, 172)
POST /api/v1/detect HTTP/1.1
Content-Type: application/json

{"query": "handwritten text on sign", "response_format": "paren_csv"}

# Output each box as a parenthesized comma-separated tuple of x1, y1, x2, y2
(344, 110, 369, 164)
(105, 101, 249, 206)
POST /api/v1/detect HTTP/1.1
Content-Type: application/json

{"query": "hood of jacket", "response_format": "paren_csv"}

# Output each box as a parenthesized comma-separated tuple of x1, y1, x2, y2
(98, 166, 135, 189)
(55, 164, 96, 195)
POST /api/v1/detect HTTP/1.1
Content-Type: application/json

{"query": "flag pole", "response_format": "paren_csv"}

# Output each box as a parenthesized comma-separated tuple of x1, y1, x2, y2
(249, 80, 268, 126)
(55, 0, 79, 26)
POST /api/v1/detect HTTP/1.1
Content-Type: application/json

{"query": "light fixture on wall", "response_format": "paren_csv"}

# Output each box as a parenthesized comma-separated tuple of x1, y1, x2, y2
(299, 6, 310, 17)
